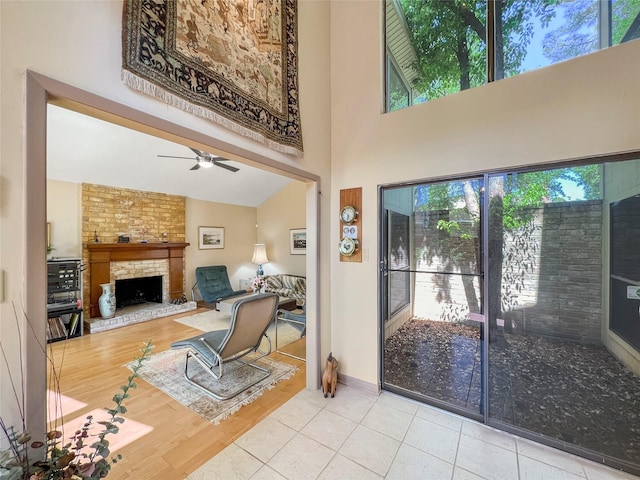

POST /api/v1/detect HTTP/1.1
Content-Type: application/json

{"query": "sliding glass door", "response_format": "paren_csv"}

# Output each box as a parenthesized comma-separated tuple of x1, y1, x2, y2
(485, 163, 640, 470)
(380, 157, 640, 475)
(381, 179, 484, 417)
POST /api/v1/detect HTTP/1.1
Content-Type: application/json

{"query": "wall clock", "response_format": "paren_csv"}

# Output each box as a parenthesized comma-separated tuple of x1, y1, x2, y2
(339, 187, 362, 262)
(338, 236, 359, 256)
(340, 205, 358, 225)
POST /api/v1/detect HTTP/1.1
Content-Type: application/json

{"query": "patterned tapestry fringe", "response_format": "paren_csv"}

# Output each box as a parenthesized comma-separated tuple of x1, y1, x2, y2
(122, 69, 303, 157)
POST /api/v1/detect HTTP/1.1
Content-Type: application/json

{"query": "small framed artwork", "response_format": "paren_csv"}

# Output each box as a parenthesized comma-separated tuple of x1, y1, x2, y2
(198, 226, 224, 249)
(290, 228, 306, 255)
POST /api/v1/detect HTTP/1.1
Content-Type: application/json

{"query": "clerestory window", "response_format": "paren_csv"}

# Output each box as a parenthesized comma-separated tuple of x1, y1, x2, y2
(385, 0, 640, 112)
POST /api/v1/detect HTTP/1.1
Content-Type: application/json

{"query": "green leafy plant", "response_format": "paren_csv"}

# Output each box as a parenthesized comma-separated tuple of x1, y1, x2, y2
(0, 304, 152, 479)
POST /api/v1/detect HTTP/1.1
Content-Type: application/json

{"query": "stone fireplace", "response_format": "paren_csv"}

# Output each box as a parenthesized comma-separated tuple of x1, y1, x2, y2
(83, 243, 196, 333)
(80, 185, 194, 333)
(84, 242, 189, 318)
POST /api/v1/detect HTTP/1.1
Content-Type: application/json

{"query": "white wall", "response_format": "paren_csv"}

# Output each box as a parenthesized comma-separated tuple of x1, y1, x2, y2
(330, 1, 640, 386)
(257, 180, 307, 277)
(185, 198, 258, 294)
(0, 0, 331, 441)
(46, 180, 82, 259)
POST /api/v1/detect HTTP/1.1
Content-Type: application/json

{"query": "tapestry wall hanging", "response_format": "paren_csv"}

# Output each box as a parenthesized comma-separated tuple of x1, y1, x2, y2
(122, 0, 303, 156)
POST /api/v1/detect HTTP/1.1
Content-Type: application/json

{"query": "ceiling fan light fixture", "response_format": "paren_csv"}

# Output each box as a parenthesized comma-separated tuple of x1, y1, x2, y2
(159, 148, 238, 172)
(197, 158, 214, 168)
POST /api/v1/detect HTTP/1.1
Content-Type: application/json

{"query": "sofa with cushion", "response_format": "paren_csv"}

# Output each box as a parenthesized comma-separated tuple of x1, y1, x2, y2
(262, 274, 306, 305)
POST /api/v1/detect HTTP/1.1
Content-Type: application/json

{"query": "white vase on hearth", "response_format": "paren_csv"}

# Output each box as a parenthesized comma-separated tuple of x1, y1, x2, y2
(98, 283, 116, 319)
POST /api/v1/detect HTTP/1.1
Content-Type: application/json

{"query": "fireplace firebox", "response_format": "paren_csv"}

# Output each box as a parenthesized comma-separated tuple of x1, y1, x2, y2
(115, 275, 162, 308)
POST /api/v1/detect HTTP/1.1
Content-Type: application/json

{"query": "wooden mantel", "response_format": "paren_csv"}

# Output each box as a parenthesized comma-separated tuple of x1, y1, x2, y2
(85, 242, 189, 318)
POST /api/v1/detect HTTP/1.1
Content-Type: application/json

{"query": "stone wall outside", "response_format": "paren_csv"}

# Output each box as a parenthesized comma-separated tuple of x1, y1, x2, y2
(413, 201, 603, 344)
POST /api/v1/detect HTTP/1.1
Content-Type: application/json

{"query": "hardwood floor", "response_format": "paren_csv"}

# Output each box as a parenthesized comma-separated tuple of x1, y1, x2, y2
(47, 308, 306, 479)
(276, 337, 306, 360)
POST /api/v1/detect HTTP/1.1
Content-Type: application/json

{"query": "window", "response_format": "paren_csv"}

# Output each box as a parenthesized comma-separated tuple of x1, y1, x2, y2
(385, 0, 640, 110)
(387, 59, 410, 111)
(388, 211, 411, 315)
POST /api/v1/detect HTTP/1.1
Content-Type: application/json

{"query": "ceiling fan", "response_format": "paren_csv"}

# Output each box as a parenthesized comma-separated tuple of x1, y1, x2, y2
(157, 147, 240, 172)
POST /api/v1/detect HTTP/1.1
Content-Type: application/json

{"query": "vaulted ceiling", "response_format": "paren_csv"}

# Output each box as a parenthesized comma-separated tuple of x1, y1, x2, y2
(46, 104, 292, 208)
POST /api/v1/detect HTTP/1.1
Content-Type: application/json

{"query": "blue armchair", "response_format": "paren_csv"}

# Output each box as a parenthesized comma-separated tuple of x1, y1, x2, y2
(191, 265, 246, 310)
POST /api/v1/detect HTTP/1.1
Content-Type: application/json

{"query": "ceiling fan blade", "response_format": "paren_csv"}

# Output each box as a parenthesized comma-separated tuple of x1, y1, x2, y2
(157, 155, 197, 160)
(213, 161, 239, 172)
(160, 149, 238, 172)
(189, 147, 208, 158)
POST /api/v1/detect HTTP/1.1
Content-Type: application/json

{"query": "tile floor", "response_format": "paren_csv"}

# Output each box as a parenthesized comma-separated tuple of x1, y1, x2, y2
(188, 385, 639, 480)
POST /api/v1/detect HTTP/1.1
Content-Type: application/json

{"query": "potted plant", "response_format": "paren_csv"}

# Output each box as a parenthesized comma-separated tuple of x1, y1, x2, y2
(0, 306, 152, 479)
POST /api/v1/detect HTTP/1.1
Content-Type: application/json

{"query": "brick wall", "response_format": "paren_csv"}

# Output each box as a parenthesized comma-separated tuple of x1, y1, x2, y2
(81, 183, 186, 312)
(413, 201, 603, 344)
(519, 200, 603, 344)
(413, 210, 482, 322)
(81, 183, 185, 244)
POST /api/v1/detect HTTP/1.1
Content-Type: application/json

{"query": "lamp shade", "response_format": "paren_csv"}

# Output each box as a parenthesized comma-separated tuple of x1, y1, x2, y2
(251, 244, 269, 265)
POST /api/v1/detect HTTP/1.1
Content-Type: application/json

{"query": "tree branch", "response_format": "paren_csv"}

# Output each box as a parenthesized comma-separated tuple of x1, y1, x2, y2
(457, 2, 487, 42)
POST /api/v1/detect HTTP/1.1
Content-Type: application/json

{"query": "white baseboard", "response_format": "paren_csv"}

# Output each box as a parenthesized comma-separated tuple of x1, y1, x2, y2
(337, 372, 379, 395)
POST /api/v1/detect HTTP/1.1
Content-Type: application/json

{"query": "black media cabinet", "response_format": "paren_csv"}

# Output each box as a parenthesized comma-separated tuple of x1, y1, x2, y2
(47, 258, 84, 343)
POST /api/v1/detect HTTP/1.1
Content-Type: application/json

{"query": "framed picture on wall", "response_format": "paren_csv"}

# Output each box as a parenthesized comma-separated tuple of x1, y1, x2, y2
(290, 228, 306, 255)
(198, 226, 224, 249)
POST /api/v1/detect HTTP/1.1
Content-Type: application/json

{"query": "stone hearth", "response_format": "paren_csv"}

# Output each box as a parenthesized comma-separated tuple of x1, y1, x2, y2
(85, 301, 197, 333)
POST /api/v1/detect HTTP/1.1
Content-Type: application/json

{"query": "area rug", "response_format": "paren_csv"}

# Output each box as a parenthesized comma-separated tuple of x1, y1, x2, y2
(175, 308, 231, 331)
(122, 0, 303, 155)
(128, 348, 297, 424)
(175, 308, 304, 349)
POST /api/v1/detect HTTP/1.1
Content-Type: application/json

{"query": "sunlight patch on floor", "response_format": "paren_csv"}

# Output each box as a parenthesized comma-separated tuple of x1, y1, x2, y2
(58, 408, 153, 455)
(47, 390, 87, 422)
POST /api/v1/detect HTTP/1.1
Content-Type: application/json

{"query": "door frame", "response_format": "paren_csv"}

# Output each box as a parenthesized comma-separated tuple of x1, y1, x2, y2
(25, 70, 323, 438)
